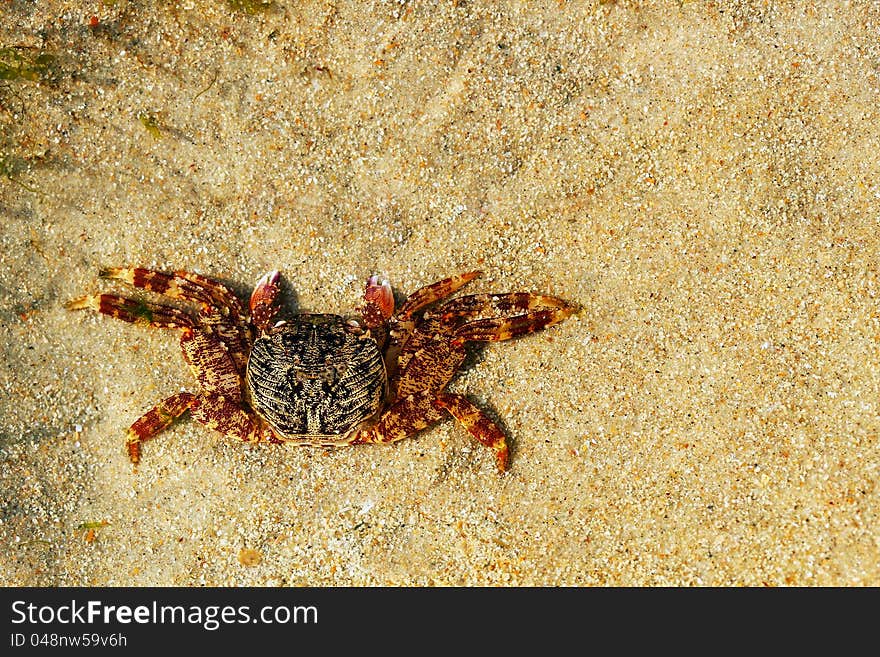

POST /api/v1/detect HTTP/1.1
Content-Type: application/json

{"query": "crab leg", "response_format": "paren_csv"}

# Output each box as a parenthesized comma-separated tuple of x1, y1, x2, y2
(180, 328, 244, 400)
(100, 267, 245, 320)
(206, 321, 252, 375)
(451, 294, 575, 343)
(189, 392, 270, 445)
(429, 292, 574, 330)
(393, 336, 467, 399)
(393, 293, 574, 389)
(395, 271, 481, 320)
(353, 390, 509, 471)
(393, 296, 573, 397)
(66, 294, 196, 329)
(126, 392, 197, 463)
(72, 268, 253, 370)
(127, 329, 267, 461)
(178, 329, 279, 443)
(380, 272, 479, 379)
(125, 390, 274, 463)
(435, 393, 509, 472)
(353, 390, 445, 445)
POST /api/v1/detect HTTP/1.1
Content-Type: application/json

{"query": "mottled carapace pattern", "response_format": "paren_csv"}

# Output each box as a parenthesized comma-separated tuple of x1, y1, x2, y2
(246, 315, 386, 438)
(67, 267, 575, 471)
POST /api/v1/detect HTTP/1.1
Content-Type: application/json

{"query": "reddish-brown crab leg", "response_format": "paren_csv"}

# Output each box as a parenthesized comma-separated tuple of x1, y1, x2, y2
(70, 276, 266, 460)
(76, 267, 254, 373)
(66, 294, 196, 329)
(392, 294, 573, 398)
(353, 390, 444, 445)
(189, 392, 271, 445)
(249, 270, 282, 332)
(100, 267, 245, 320)
(127, 328, 270, 462)
(393, 336, 467, 399)
(451, 294, 576, 343)
(436, 393, 509, 472)
(395, 271, 481, 320)
(180, 329, 281, 442)
(428, 292, 575, 330)
(376, 271, 481, 381)
(118, 267, 255, 370)
(126, 390, 275, 463)
(180, 329, 244, 401)
(352, 390, 509, 471)
(126, 392, 197, 463)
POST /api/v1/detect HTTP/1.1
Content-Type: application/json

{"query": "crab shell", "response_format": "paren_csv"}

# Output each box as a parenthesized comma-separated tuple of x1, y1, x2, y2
(245, 314, 387, 442)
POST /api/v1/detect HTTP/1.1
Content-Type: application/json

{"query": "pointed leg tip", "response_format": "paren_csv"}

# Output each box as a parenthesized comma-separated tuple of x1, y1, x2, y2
(98, 267, 123, 279)
(539, 296, 578, 324)
(496, 448, 509, 473)
(126, 432, 141, 464)
(560, 300, 579, 318)
(65, 295, 92, 311)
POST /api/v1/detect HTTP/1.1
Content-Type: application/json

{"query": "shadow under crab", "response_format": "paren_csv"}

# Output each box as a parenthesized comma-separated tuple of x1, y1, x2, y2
(67, 268, 575, 472)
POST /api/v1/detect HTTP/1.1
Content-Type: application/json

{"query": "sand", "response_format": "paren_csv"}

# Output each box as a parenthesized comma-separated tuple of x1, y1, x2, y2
(1, 0, 878, 586)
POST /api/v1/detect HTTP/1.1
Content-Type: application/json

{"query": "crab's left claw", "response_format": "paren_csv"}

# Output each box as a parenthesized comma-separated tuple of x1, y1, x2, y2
(360, 275, 394, 330)
(250, 270, 281, 331)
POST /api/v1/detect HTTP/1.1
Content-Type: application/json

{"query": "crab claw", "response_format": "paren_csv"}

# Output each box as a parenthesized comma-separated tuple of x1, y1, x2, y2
(250, 270, 281, 331)
(360, 275, 394, 329)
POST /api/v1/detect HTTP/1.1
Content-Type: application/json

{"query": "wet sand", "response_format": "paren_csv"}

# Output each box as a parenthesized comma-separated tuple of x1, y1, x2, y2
(1, 1, 878, 585)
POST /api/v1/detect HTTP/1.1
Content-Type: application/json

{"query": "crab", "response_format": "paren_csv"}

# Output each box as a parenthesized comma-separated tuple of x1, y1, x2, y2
(67, 267, 575, 472)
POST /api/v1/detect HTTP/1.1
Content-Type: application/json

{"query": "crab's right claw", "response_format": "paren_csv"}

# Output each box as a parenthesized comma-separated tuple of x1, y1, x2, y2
(360, 275, 394, 329)
(250, 270, 281, 331)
